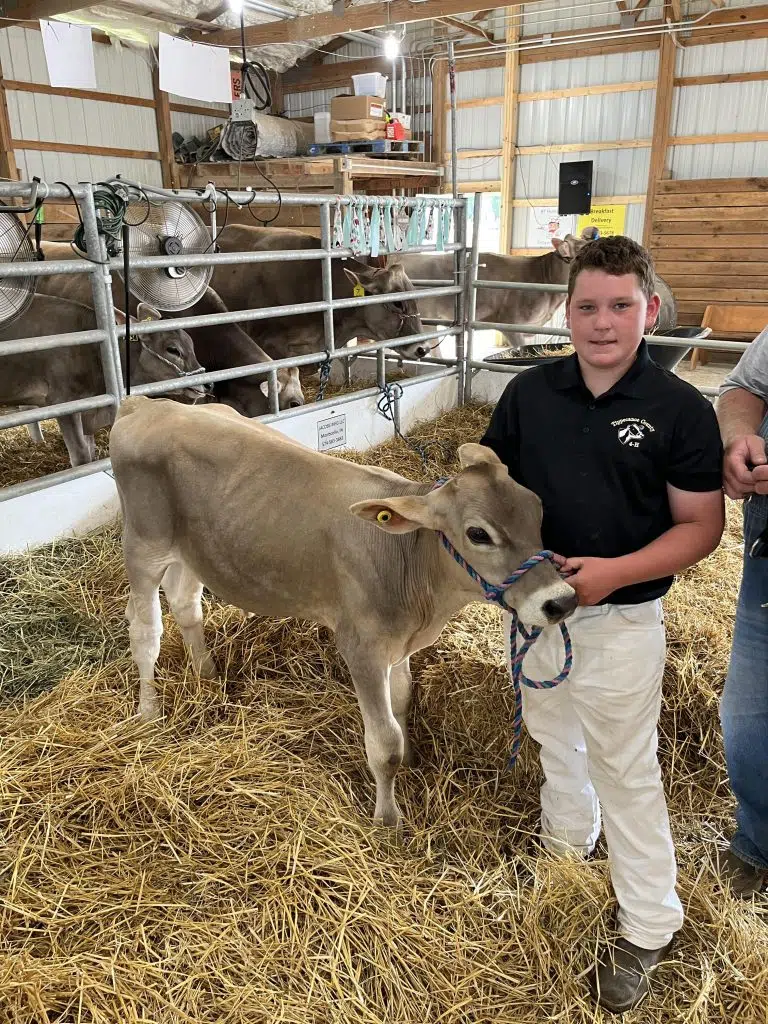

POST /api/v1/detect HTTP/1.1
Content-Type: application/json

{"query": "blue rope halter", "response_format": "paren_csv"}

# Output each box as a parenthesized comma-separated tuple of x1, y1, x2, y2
(431, 477, 574, 767)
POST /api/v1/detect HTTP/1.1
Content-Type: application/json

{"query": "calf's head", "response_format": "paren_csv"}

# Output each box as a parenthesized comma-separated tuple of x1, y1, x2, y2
(126, 303, 206, 401)
(351, 444, 577, 628)
(344, 261, 429, 359)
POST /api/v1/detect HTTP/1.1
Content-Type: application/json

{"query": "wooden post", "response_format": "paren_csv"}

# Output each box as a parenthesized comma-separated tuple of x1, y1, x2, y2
(499, 12, 520, 253)
(270, 71, 285, 115)
(643, 20, 676, 247)
(152, 67, 177, 189)
(431, 58, 447, 188)
(0, 57, 19, 181)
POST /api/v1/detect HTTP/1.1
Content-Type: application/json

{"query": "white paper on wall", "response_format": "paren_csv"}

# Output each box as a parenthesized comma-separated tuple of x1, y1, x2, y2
(158, 32, 232, 104)
(40, 20, 97, 91)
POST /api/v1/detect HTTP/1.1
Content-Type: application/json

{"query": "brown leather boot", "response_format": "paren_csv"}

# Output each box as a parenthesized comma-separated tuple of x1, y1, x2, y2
(589, 937, 674, 1014)
(715, 848, 768, 898)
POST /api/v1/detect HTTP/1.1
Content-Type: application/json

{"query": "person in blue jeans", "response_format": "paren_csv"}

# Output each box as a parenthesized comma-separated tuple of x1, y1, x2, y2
(716, 324, 768, 896)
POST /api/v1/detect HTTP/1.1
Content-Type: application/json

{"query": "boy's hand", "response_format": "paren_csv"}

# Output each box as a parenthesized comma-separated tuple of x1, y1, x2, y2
(560, 556, 624, 606)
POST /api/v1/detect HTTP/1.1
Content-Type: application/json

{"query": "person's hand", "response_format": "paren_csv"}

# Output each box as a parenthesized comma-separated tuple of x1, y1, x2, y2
(560, 556, 624, 606)
(723, 434, 768, 499)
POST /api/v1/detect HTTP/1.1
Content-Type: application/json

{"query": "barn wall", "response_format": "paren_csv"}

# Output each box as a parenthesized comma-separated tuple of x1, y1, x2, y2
(0, 26, 163, 188)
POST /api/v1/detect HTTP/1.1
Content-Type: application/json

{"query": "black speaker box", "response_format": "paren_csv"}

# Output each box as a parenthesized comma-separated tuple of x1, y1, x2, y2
(558, 160, 593, 216)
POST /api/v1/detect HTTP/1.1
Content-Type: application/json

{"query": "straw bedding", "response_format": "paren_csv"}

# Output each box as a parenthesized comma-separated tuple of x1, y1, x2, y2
(1, 404, 766, 1023)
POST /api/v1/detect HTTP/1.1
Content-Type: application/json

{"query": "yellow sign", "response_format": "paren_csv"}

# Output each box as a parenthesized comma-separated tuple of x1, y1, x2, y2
(577, 204, 626, 238)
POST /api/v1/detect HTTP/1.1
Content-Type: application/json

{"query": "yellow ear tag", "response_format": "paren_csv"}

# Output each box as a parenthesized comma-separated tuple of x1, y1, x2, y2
(377, 510, 392, 523)
(353, 283, 365, 297)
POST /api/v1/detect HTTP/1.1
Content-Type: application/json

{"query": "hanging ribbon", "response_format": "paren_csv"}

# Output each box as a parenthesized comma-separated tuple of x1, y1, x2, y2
(383, 197, 395, 253)
(369, 199, 381, 259)
(332, 197, 345, 249)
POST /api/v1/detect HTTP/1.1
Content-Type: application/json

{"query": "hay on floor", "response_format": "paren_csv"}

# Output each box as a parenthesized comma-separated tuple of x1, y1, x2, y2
(1, 404, 766, 1024)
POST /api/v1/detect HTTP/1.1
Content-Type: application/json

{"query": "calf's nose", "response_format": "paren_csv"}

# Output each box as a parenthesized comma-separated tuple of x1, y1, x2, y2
(415, 344, 429, 358)
(542, 592, 579, 623)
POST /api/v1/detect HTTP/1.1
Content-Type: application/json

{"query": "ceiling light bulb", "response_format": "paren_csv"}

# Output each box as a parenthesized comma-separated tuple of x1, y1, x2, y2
(230, 0, 243, 12)
(383, 33, 399, 60)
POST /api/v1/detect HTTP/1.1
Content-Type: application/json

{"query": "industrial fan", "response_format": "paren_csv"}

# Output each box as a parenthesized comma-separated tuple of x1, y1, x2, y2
(116, 199, 213, 313)
(0, 199, 42, 329)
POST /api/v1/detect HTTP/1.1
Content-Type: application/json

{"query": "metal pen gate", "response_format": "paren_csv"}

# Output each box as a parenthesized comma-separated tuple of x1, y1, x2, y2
(0, 184, 757, 506)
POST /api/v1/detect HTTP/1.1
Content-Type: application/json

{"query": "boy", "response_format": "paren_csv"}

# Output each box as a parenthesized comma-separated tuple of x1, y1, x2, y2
(481, 236, 724, 1013)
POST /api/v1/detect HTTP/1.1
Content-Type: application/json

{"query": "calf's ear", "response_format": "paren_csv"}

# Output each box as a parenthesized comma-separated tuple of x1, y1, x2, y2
(458, 443, 501, 469)
(349, 495, 435, 533)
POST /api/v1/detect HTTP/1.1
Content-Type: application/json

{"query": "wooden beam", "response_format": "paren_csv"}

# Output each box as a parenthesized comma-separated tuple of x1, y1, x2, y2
(432, 59, 447, 175)
(499, 12, 519, 254)
(654, 205, 768, 221)
(674, 70, 768, 88)
(519, 80, 656, 101)
(456, 179, 502, 192)
(451, 148, 503, 160)
(3, 78, 155, 108)
(193, 0, 524, 47)
(643, 22, 675, 247)
(0, 59, 18, 181)
(169, 101, 227, 118)
(655, 190, 768, 209)
(12, 139, 160, 161)
(658, 177, 768, 194)
(152, 67, 176, 190)
(511, 193, 644, 207)
(438, 16, 492, 41)
(283, 56, 390, 94)
(517, 139, 651, 155)
(671, 130, 768, 147)
(446, 95, 503, 110)
(270, 71, 284, 116)
(4, 0, 91, 19)
(302, 36, 350, 67)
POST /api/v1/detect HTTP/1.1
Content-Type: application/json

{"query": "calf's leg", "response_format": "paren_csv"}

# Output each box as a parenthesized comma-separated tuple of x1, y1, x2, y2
(125, 559, 167, 721)
(58, 413, 95, 467)
(339, 640, 404, 826)
(390, 657, 416, 768)
(162, 562, 216, 677)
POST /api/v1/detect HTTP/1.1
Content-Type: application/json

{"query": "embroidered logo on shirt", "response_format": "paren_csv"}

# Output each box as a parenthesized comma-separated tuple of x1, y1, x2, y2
(612, 416, 655, 448)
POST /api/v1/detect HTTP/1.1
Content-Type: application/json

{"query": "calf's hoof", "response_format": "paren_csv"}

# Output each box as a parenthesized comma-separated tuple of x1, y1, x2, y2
(374, 804, 402, 828)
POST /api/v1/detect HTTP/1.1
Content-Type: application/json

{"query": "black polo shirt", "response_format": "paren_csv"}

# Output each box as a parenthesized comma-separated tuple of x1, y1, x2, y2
(480, 341, 723, 604)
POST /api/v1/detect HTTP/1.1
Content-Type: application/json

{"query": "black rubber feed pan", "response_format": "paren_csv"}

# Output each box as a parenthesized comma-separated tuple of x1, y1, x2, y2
(484, 330, 708, 372)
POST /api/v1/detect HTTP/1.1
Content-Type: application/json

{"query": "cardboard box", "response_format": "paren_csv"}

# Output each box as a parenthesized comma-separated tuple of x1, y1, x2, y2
(331, 118, 387, 141)
(331, 94, 386, 121)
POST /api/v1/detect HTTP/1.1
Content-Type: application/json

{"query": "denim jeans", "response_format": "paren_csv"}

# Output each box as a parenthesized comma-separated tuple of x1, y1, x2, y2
(720, 495, 768, 870)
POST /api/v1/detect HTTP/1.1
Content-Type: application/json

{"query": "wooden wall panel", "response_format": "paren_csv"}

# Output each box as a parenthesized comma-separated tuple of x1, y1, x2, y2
(650, 177, 768, 326)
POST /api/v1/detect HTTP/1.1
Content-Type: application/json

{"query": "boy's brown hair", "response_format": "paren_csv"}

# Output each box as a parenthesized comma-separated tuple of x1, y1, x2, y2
(567, 234, 656, 301)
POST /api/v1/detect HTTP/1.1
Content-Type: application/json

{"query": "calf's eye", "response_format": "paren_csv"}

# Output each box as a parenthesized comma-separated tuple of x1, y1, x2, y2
(466, 527, 492, 545)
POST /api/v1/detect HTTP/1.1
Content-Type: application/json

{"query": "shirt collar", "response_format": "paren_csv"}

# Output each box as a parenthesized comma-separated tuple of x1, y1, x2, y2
(548, 340, 655, 400)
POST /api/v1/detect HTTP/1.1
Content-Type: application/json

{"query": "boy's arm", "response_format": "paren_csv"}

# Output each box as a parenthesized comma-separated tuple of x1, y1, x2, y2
(563, 486, 724, 606)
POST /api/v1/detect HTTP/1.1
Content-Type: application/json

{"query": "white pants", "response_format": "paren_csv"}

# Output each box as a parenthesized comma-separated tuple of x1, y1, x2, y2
(505, 600, 684, 949)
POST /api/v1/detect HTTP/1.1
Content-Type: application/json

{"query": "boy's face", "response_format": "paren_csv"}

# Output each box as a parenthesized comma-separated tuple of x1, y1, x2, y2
(566, 270, 661, 374)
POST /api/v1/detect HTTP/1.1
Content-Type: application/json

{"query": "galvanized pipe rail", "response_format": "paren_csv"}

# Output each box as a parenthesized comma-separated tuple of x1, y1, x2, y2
(463, 193, 751, 403)
(0, 181, 467, 502)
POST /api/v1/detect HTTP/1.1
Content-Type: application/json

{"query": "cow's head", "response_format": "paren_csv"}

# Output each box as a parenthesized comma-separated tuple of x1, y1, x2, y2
(343, 261, 429, 359)
(123, 303, 206, 401)
(552, 225, 600, 262)
(259, 366, 304, 409)
(350, 444, 577, 628)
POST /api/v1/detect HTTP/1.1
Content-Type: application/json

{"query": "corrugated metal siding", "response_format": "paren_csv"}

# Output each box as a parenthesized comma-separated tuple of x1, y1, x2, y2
(680, 37, 768, 76)
(458, 156, 502, 183)
(518, 91, 654, 146)
(520, 48, 658, 92)
(0, 25, 153, 98)
(15, 149, 163, 186)
(6, 90, 158, 151)
(670, 141, 768, 180)
(1, 26, 162, 183)
(672, 81, 768, 136)
(171, 111, 225, 141)
(515, 147, 650, 197)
